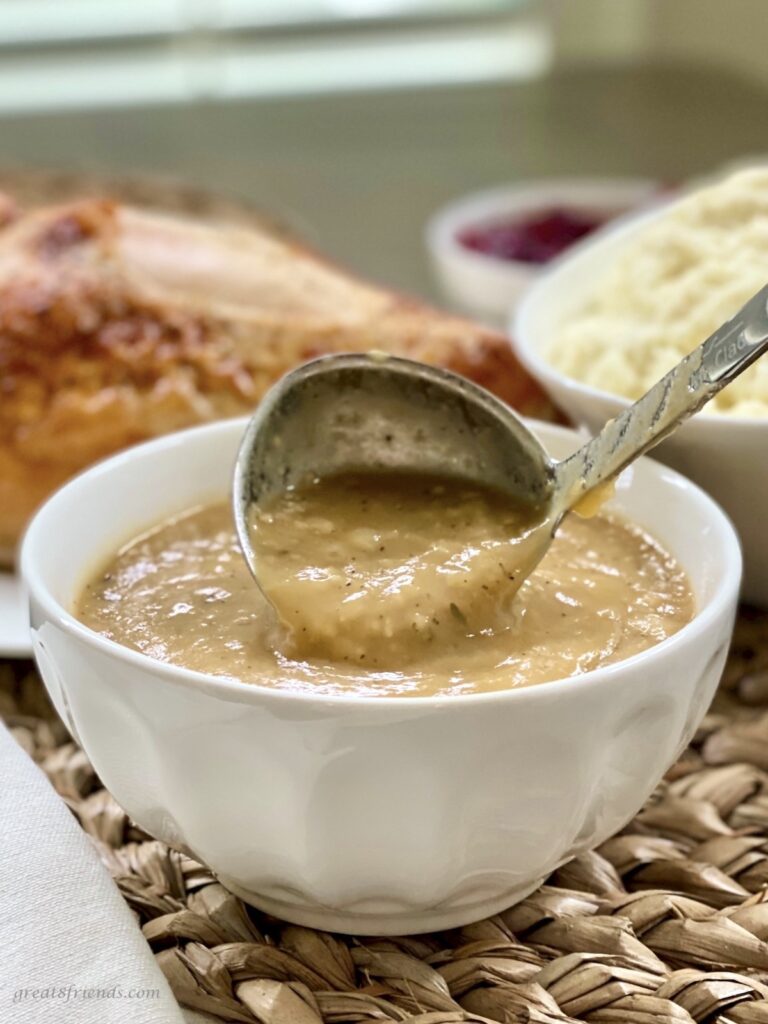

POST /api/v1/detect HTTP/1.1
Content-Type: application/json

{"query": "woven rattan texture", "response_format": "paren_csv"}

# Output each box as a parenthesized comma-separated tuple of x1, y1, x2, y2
(3, 610, 768, 1024)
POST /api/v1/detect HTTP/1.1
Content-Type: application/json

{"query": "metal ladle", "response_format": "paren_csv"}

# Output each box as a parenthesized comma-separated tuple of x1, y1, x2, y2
(234, 283, 768, 609)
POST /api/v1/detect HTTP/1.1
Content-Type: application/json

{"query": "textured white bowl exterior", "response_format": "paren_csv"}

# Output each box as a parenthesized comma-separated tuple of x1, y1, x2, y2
(21, 419, 740, 934)
(513, 205, 768, 605)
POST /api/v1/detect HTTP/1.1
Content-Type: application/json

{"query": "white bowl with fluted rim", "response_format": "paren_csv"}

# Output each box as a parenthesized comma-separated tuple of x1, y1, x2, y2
(426, 178, 662, 324)
(21, 417, 740, 935)
(512, 206, 768, 606)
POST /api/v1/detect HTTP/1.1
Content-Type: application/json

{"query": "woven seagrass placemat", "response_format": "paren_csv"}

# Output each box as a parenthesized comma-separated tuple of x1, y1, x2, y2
(3, 609, 768, 1024)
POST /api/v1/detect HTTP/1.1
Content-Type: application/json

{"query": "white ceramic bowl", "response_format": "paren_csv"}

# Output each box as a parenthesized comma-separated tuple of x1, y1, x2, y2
(21, 418, 740, 935)
(426, 178, 661, 325)
(513, 207, 768, 606)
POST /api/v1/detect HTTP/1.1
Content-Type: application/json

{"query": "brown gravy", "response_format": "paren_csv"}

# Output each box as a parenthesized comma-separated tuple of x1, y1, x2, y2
(76, 471, 694, 697)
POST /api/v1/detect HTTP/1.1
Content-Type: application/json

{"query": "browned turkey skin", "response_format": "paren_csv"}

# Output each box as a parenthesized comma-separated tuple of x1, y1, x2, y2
(0, 196, 558, 564)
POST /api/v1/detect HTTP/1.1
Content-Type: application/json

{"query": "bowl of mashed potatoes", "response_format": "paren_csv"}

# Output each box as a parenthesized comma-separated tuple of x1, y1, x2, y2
(21, 417, 739, 935)
(514, 168, 768, 604)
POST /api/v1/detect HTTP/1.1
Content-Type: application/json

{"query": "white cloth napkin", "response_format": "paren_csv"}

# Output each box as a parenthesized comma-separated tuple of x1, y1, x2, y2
(0, 721, 214, 1024)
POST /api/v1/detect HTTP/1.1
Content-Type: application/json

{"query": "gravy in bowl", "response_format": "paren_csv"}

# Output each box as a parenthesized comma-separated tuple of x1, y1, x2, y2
(76, 470, 693, 697)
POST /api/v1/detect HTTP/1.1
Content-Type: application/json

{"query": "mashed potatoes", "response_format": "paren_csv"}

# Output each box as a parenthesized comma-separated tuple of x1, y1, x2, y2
(549, 169, 768, 417)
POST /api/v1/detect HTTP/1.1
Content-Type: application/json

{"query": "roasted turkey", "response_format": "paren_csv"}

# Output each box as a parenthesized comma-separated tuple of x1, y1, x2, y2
(0, 196, 556, 563)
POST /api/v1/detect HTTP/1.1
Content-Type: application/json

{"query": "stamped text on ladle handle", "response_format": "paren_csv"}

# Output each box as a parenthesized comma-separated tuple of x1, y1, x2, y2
(555, 283, 768, 510)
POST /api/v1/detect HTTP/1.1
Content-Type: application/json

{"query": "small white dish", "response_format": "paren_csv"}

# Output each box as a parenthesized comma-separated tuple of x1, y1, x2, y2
(0, 571, 31, 658)
(426, 177, 661, 325)
(22, 418, 740, 935)
(513, 202, 768, 605)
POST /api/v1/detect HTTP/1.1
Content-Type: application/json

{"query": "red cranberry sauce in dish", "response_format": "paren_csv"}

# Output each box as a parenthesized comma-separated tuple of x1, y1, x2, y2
(457, 208, 608, 264)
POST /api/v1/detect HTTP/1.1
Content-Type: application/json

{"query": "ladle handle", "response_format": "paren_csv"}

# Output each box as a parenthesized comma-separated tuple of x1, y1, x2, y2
(555, 283, 768, 509)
